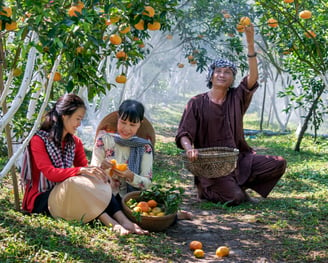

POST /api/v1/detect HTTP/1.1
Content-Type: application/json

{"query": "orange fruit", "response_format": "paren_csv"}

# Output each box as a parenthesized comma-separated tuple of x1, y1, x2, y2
(304, 30, 316, 38)
(197, 34, 204, 38)
(115, 74, 127, 83)
(299, 10, 312, 19)
(236, 24, 245, 33)
(5, 21, 17, 31)
(137, 201, 150, 212)
(109, 34, 122, 45)
(110, 15, 121, 23)
(116, 50, 128, 59)
(187, 55, 194, 60)
(134, 19, 145, 30)
(142, 6, 155, 17)
(116, 163, 128, 171)
(133, 206, 143, 213)
(0, 6, 12, 17)
(239, 16, 251, 26)
(189, 241, 203, 250)
(138, 42, 145, 48)
(147, 199, 158, 208)
(194, 249, 205, 258)
(223, 13, 231, 18)
(216, 246, 230, 258)
(68, 6, 82, 17)
(13, 68, 22, 77)
(177, 63, 184, 68)
(147, 21, 161, 31)
(284, 0, 294, 2)
(74, 1, 84, 10)
(267, 18, 278, 28)
(119, 24, 131, 34)
(48, 72, 61, 82)
(76, 46, 84, 53)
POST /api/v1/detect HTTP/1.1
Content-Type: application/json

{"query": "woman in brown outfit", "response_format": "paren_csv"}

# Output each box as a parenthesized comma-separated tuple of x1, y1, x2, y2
(175, 24, 286, 206)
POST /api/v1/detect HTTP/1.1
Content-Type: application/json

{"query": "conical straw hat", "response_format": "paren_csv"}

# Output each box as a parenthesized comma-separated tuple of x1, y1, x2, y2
(48, 175, 112, 223)
(95, 111, 156, 146)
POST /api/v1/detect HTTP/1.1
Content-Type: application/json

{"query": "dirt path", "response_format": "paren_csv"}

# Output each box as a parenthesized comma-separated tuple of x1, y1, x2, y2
(156, 135, 279, 263)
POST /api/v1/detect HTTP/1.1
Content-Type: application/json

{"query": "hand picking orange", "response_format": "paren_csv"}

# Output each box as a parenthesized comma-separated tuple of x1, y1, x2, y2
(108, 159, 128, 176)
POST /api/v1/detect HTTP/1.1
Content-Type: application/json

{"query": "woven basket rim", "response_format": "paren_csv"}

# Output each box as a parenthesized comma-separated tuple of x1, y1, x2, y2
(182, 147, 239, 161)
(121, 191, 176, 232)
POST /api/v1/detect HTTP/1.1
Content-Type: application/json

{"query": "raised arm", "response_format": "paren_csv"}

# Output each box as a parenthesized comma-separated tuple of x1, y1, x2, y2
(245, 23, 258, 89)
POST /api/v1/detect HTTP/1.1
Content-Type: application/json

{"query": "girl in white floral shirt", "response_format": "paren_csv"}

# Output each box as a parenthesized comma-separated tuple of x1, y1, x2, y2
(91, 100, 153, 202)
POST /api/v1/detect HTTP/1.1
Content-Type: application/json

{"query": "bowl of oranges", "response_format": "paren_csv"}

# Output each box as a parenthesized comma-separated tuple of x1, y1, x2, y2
(122, 185, 184, 232)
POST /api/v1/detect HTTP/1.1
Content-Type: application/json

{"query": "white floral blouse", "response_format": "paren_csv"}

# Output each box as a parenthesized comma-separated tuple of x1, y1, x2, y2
(91, 131, 153, 197)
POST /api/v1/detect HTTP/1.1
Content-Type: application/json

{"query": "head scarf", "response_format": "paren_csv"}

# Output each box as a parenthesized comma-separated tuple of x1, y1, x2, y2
(206, 58, 237, 88)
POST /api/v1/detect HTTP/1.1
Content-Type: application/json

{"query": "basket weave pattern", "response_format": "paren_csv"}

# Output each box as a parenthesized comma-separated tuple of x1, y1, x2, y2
(122, 191, 176, 232)
(182, 147, 239, 178)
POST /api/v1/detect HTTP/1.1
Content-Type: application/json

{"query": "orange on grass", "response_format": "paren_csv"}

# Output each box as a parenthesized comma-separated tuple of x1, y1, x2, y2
(283, 0, 294, 3)
(299, 10, 312, 19)
(68, 6, 82, 17)
(223, 13, 231, 18)
(177, 63, 184, 68)
(194, 249, 205, 258)
(142, 6, 155, 17)
(187, 55, 194, 60)
(48, 72, 61, 82)
(267, 18, 278, 28)
(134, 19, 145, 30)
(116, 50, 128, 59)
(0, 6, 12, 17)
(239, 16, 251, 26)
(115, 74, 127, 84)
(216, 246, 230, 258)
(147, 21, 161, 31)
(5, 21, 17, 31)
(109, 34, 122, 45)
(189, 241, 203, 250)
(147, 199, 158, 208)
(236, 24, 245, 33)
(136, 201, 150, 213)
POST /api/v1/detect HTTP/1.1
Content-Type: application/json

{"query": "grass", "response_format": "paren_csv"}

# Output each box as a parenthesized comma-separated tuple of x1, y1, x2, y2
(1, 113, 328, 262)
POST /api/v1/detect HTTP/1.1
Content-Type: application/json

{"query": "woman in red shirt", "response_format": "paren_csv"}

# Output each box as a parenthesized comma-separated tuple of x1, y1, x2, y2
(22, 93, 148, 235)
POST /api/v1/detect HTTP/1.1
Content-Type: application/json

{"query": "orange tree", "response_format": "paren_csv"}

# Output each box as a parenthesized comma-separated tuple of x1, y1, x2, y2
(254, 0, 328, 151)
(0, 0, 180, 209)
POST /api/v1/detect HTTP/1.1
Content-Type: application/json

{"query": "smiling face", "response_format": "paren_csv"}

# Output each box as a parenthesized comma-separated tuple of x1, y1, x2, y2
(62, 107, 85, 138)
(211, 67, 235, 89)
(117, 117, 141, 139)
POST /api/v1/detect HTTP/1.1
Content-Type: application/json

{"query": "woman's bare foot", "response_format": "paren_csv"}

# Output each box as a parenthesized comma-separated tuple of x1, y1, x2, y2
(113, 211, 149, 235)
(177, 210, 193, 220)
(121, 222, 149, 235)
(112, 224, 131, 236)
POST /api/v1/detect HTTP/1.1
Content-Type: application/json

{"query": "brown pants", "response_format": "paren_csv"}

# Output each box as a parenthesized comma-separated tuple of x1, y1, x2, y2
(196, 155, 287, 206)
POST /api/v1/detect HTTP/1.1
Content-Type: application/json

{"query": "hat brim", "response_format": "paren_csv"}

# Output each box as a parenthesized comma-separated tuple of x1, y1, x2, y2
(96, 111, 156, 146)
(48, 175, 112, 223)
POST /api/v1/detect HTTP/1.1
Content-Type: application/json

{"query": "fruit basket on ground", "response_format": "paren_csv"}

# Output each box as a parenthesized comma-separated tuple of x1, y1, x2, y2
(182, 147, 239, 178)
(122, 184, 184, 232)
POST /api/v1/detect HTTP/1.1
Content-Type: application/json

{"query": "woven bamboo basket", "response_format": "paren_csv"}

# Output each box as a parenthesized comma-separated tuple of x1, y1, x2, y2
(122, 191, 176, 232)
(182, 147, 239, 178)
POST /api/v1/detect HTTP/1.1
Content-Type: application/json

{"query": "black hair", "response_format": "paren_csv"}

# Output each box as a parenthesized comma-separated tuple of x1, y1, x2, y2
(118, 99, 144, 123)
(40, 93, 86, 147)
